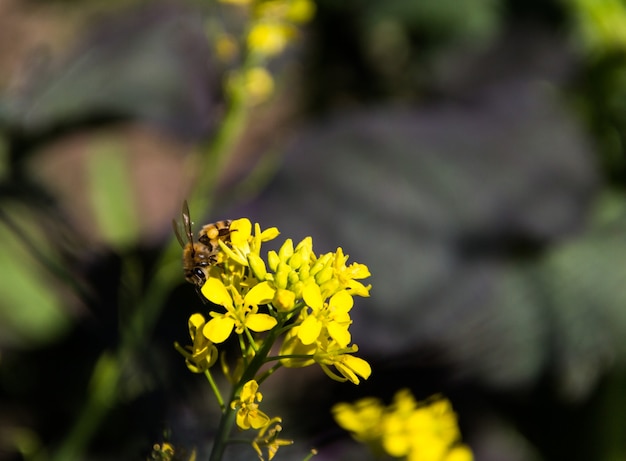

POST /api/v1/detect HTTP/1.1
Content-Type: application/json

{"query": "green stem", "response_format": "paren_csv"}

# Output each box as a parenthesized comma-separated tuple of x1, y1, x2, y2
(208, 401, 238, 461)
(255, 363, 283, 385)
(205, 369, 225, 411)
(208, 327, 281, 461)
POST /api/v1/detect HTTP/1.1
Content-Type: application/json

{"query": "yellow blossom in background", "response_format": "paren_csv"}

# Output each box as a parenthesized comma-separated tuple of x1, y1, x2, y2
(232, 380, 271, 430)
(215, 33, 239, 62)
(332, 397, 384, 445)
(247, 22, 295, 57)
(333, 390, 473, 461)
(213, 0, 316, 105)
(244, 67, 276, 105)
(286, 0, 316, 23)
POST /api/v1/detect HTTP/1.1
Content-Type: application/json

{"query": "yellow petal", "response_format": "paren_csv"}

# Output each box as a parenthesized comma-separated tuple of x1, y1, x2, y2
(347, 280, 371, 297)
(279, 330, 316, 367)
(302, 283, 323, 310)
(237, 411, 251, 430)
(444, 446, 474, 461)
(260, 226, 280, 242)
(298, 315, 322, 345)
(201, 278, 233, 309)
(244, 281, 276, 307)
(327, 323, 351, 348)
(241, 379, 259, 400)
(245, 313, 278, 332)
(230, 218, 252, 247)
(329, 290, 354, 312)
(340, 355, 372, 383)
(203, 317, 235, 343)
(249, 410, 271, 429)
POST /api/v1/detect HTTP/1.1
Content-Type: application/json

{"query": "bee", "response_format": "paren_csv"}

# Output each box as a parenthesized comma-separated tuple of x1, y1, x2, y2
(173, 201, 232, 287)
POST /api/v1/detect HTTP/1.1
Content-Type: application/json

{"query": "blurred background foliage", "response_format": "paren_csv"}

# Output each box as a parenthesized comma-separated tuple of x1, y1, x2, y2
(2, 0, 626, 460)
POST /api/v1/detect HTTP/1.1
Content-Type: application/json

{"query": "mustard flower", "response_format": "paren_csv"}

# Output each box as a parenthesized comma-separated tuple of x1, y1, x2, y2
(231, 380, 271, 430)
(314, 337, 371, 384)
(286, 0, 316, 23)
(298, 284, 353, 347)
(247, 22, 295, 57)
(251, 417, 293, 461)
(331, 397, 384, 444)
(332, 247, 372, 297)
(333, 390, 473, 461)
(244, 67, 275, 105)
(219, 218, 279, 266)
(280, 330, 371, 384)
(174, 313, 219, 373)
(148, 441, 175, 461)
(201, 278, 277, 343)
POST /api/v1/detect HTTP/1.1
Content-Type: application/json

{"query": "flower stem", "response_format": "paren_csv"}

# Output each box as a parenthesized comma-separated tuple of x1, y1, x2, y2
(208, 328, 280, 460)
(256, 363, 282, 385)
(208, 399, 238, 461)
(205, 369, 225, 411)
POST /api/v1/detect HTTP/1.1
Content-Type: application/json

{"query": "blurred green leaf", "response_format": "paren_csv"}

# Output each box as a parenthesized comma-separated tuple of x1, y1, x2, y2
(0, 2, 220, 141)
(539, 191, 626, 398)
(87, 137, 139, 250)
(363, 0, 501, 44)
(0, 209, 71, 347)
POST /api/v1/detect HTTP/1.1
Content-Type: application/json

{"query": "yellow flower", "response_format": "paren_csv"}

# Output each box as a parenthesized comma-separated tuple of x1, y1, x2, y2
(231, 380, 271, 430)
(252, 417, 293, 461)
(278, 325, 317, 368)
(244, 67, 275, 105)
(298, 284, 353, 347)
(315, 339, 371, 384)
(201, 278, 277, 343)
(174, 313, 218, 373)
(220, 218, 280, 266)
(332, 397, 384, 444)
(247, 22, 295, 57)
(332, 247, 372, 297)
(214, 33, 239, 62)
(286, 0, 316, 23)
(333, 390, 473, 461)
(381, 391, 472, 461)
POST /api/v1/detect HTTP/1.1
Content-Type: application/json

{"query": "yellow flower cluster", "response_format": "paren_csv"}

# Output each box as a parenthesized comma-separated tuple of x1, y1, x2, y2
(175, 217, 372, 459)
(215, 0, 316, 104)
(332, 390, 473, 461)
(195, 218, 371, 383)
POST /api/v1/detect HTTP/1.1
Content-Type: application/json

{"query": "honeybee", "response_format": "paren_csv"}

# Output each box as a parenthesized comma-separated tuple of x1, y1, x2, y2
(173, 201, 233, 287)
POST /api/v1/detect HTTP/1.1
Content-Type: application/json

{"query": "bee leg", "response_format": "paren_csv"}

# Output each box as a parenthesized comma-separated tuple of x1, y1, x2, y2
(195, 286, 209, 304)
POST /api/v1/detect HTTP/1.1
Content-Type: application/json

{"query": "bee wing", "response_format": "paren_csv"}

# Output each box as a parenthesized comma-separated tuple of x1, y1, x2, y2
(181, 200, 194, 244)
(172, 219, 186, 248)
